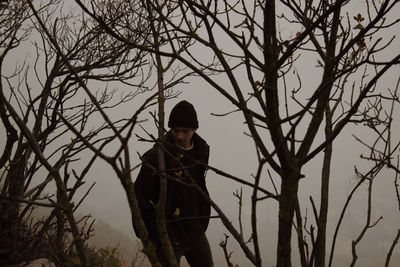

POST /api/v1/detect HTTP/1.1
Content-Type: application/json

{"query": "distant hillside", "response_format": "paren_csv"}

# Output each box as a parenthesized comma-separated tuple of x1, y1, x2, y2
(31, 206, 145, 266)
(87, 219, 146, 266)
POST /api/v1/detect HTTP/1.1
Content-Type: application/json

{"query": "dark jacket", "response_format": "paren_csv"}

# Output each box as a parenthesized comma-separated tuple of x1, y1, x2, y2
(134, 131, 211, 244)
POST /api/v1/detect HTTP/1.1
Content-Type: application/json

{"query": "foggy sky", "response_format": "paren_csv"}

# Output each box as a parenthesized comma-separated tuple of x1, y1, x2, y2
(1, 1, 399, 266)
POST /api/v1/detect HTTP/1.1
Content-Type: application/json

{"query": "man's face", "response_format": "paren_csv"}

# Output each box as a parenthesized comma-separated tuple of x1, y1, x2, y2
(171, 127, 196, 149)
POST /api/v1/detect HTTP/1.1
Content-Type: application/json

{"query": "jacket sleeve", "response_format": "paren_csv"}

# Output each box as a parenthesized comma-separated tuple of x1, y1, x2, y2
(198, 144, 211, 231)
(133, 150, 159, 240)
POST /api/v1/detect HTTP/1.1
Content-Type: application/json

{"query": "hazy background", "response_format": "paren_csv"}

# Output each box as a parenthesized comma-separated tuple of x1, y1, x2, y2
(1, 1, 399, 266)
(77, 74, 400, 266)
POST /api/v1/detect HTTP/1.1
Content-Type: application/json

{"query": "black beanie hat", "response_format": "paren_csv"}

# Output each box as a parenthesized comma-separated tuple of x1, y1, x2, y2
(168, 100, 199, 129)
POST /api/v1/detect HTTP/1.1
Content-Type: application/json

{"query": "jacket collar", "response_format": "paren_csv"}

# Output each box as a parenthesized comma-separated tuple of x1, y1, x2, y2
(163, 130, 210, 164)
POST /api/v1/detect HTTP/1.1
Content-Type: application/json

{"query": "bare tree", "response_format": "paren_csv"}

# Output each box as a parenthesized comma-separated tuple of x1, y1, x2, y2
(344, 77, 400, 267)
(86, 1, 399, 267)
(68, 1, 223, 265)
(22, 0, 396, 266)
(0, 0, 153, 265)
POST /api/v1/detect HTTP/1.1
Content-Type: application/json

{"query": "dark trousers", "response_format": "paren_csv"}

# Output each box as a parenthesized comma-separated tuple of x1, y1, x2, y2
(158, 232, 213, 267)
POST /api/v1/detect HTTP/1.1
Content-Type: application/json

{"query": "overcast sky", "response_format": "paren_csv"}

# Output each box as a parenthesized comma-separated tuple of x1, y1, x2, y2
(1, 1, 400, 266)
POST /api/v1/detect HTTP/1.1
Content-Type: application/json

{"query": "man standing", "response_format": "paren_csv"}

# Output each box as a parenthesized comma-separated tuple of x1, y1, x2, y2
(134, 100, 213, 266)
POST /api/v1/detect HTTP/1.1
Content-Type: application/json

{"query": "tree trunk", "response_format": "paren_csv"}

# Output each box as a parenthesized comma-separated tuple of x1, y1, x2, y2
(150, 0, 178, 264)
(314, 106, 333, 267)
(277, 170, 300, 267)
(0, 154, 26, 262)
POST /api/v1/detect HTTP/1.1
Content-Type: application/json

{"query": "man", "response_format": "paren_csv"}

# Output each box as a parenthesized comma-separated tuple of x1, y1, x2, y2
(134, 100, 213, 267)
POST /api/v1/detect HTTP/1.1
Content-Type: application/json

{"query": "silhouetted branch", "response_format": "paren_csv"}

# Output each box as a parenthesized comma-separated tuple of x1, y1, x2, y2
(219, 234, 235, 267)
(385, 229, 400, 267)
